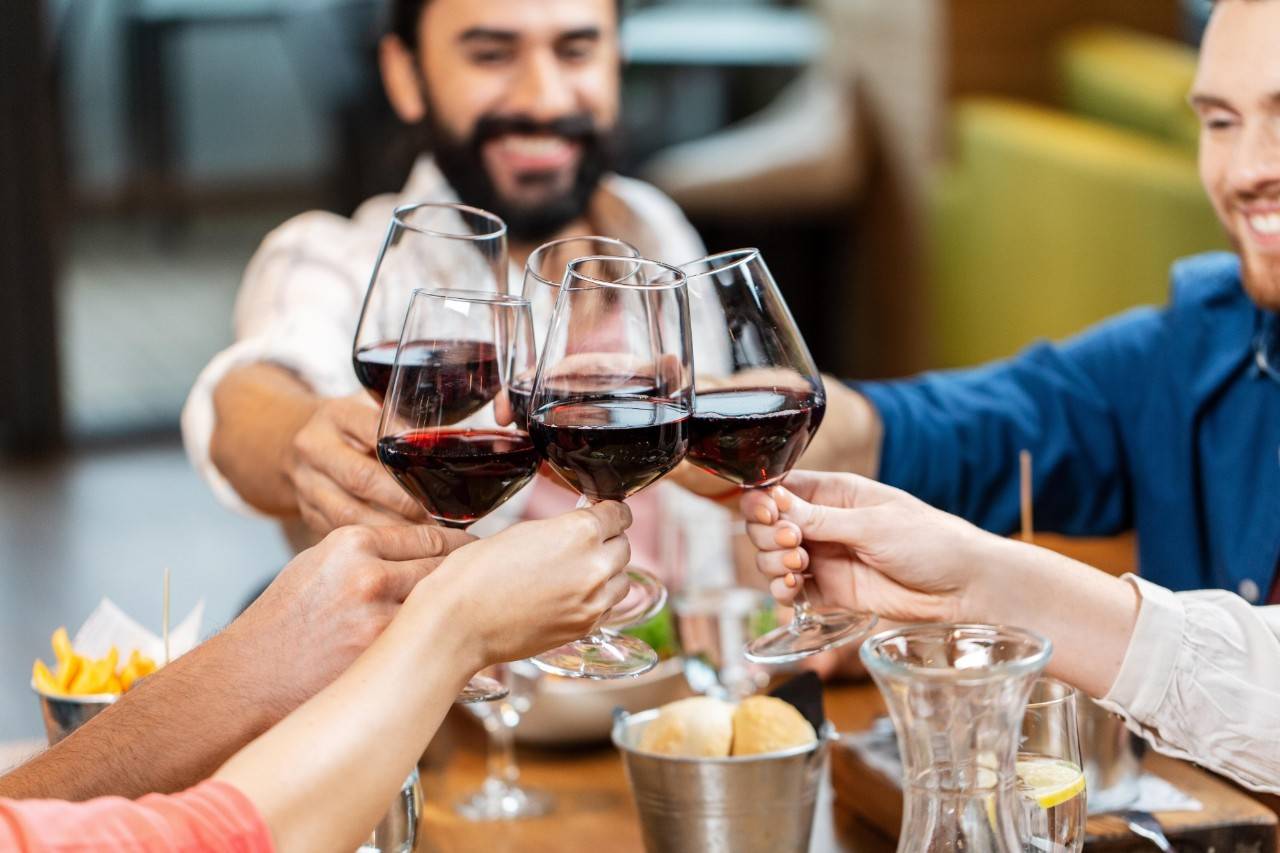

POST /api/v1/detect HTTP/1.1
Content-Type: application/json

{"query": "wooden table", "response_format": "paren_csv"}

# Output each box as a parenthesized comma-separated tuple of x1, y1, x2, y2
(417, 680, 1277, 852)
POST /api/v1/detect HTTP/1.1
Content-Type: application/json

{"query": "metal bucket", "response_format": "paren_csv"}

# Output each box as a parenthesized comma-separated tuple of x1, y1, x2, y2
(612, 708, 831, 853)
(32, 683, 116, 745)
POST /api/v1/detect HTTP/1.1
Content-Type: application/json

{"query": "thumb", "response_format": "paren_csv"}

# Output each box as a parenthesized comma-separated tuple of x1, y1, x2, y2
(779, 490, 868, 547)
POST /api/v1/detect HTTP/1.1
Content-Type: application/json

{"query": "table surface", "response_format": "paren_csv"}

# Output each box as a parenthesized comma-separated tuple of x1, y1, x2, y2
(418, 679, 1278, 853)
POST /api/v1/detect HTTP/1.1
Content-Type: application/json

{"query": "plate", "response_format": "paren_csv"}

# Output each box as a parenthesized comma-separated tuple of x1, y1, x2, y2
(515, 658, 690, 745)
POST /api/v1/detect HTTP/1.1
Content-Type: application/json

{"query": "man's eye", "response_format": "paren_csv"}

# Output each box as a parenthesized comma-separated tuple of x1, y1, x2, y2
(1203, 115, 1238, 131)
(558, 41, 595, 61)
(470, 50, 513, 65)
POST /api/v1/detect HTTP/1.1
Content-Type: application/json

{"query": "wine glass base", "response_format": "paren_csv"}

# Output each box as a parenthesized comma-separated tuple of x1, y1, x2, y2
(456, 675, 509, 704)
(532, 632, 658, 680)
(600, 568, 668, 631)
(455, 781, 554, 821)
(744, 607, 877, 665)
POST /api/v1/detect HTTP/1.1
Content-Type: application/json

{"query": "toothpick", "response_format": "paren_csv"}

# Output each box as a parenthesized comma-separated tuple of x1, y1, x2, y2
(1019, 450, 1034, 543)
(162, 568, 171, 667)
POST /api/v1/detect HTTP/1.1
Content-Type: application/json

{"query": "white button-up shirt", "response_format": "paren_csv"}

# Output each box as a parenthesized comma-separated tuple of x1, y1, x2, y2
(1101, 575, 1280, 793)
(181, 158, 735, 581)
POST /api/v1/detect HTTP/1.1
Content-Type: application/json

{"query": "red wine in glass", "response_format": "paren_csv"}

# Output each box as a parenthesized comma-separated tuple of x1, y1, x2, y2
(688, 388, 826, 488)
(529, 397, 689, 503)
(368, 339, 500, 423)
(377, 429, 539, 528)
(510, 375, 658, 431)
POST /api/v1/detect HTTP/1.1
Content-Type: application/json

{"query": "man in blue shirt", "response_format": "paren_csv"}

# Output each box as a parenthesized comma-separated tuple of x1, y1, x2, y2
(681, 0, 1280, 602)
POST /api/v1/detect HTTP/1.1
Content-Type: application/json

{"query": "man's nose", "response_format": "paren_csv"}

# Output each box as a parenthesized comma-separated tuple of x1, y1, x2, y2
(1228, 121, 1280, 199)
(505, 51, 577, 124)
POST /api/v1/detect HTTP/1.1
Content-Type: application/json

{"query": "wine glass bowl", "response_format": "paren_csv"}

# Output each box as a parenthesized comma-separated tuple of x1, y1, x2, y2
(528, 256, 693, 680)
(679, 249, 876, 664)
(353, 203, 508, 400)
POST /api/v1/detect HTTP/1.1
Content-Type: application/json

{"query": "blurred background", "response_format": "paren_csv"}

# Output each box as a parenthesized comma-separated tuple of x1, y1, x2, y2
(0, 0, 1223, 738)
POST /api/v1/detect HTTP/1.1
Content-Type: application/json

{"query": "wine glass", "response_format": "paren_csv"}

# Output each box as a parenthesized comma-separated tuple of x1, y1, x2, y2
(679, 248, 877, 664)
(1018, 678, 1086, 852)
(353, 202, 508, 400)
(672, 586, 774, 700)
(457, 661, 552, 821)
(376, 288, 539, 702)
(527, 256, 693, 679)
(510, 235, 666, 631)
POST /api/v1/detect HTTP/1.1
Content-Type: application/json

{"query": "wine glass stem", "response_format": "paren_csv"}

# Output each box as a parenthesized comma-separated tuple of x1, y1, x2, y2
(791, 583, 818, 627)
(484, 708, 520, 788)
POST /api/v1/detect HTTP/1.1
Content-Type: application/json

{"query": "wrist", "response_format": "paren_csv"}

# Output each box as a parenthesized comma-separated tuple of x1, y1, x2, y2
(959, 533, 1036, 626)
(400, 570, 487, 678)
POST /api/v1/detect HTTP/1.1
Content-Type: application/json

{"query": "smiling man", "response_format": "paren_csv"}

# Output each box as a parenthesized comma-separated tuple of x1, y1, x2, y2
(681, 0, 1280, 607)
(182, 0, 723, 553)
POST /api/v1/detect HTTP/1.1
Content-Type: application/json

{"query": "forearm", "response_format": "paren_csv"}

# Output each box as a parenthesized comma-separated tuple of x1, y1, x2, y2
(0, 632, 283, 801)
(210, 363, 319, 515)
(798, 381, 882, 476)
(966, 536, 1139, 698)
(215, 575, 475, 853)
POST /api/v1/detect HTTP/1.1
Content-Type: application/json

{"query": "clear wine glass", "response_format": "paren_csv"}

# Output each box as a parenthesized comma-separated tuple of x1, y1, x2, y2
(672, 586, 774, 700)
(1018, 678, 1086, 852)
(679, 248, 877, 663)
(457, 661, 552, 821)
(527, 256, 693, 679)
(510, 235, 665, 631)
(353, 202, 508, 400)
(376, 288, 539, 702)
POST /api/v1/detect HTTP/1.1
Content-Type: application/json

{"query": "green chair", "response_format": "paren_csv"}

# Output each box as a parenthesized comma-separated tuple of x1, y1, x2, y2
(928, 97, 1225, 368)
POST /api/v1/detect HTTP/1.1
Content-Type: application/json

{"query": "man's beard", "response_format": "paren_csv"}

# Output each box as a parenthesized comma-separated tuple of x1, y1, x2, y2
(424, 109, 617, 244)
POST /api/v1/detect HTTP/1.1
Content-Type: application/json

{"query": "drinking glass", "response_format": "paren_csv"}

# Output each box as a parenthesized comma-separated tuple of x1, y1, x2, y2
(510, 235, 666, 631)
(458, 661, 553, 820)
(353, 202, 508, 400)
(679, 249, 876, 663)
(527, 256, 693, 679)
(672, 586, 774, 700)
(1018, 678, 1086, 853)
(359, 769, 422, 853)
(377, 288, 539, 702)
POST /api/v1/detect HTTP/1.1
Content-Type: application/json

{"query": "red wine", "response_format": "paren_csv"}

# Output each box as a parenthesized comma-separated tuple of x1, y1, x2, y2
(377, 429, 539, 528)
(509, 376, 657, 430)
(529, 397, 689, 502)
(352, 341, 398, 400)
(687, 388, 825, 488)
(355, 339, 500, 423)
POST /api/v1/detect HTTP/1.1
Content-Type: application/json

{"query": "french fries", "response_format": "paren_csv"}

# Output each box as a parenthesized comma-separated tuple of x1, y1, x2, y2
(32, 628, 158, 697)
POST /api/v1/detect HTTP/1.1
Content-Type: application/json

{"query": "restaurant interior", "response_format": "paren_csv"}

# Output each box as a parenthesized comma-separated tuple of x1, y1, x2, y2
(4, 0, 1278, 849)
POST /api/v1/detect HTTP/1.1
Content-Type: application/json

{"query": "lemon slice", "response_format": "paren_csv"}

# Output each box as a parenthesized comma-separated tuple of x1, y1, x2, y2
(1016, 757, 1086, 809)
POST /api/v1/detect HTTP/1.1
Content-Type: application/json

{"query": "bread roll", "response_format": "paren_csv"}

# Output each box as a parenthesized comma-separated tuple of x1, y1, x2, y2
(730, 696, 817, 756)
(637, 697, 734, 758)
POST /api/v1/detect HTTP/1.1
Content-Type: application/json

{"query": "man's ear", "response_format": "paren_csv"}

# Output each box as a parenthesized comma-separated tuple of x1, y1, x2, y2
(380, 35, 426, 124)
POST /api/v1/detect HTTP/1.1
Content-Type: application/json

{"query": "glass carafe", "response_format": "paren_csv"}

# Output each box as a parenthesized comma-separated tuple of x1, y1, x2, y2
(860, 624, 1053, 853)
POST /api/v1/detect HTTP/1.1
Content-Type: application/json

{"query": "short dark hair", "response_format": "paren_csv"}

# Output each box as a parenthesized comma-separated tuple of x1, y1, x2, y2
(389, 0, 625, 50)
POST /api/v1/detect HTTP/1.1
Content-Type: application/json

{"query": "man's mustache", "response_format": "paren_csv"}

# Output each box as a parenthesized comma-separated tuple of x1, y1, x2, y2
(470, 113, 599, 148)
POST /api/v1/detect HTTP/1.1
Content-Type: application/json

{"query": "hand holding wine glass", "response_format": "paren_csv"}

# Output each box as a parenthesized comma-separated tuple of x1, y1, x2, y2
(679, 249, 876, 663)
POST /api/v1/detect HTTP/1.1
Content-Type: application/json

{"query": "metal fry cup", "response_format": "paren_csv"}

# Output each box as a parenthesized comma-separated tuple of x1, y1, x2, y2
(32, 682, 116, 745)
(612, 708, 831, 853)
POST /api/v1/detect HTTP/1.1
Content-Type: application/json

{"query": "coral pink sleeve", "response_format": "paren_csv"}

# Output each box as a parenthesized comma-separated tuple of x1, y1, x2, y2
(0, 779, 274, 851)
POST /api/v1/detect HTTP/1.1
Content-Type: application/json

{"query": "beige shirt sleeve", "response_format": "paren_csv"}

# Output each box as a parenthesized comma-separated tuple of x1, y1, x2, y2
(1098, 574, 1280, 793)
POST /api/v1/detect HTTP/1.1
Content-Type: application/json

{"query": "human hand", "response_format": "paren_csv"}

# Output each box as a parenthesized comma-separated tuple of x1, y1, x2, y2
(289, 393, 430, 534)
(223, 524, 474, 715)
(410, 502, 634, 669)
(741, 471, 999, 624)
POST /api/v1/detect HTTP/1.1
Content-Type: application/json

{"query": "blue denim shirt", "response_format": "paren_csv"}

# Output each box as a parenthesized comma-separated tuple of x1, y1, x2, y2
(859, 252, 1280, 596)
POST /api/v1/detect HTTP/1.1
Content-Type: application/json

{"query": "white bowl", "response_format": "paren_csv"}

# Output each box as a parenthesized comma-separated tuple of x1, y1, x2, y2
(515, 658, 690, 745)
